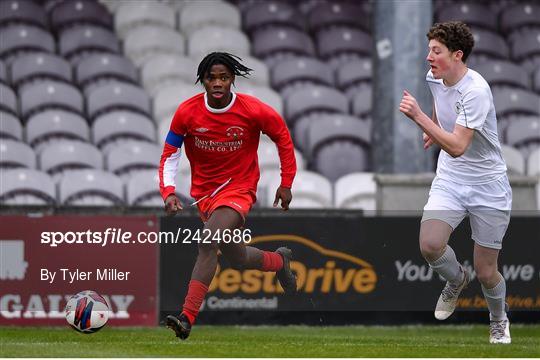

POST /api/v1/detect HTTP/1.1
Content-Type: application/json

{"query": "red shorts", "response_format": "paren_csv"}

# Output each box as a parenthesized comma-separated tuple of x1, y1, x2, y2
(196, 189, 255, 223)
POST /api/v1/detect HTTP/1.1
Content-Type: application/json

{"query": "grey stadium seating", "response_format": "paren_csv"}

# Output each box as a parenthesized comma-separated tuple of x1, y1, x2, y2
(501, 144, 525, 175)
(473, 60, 530, 90)
(18, 80, 84, 120)
(26, 109, 90, 151)
(244, 1, 305, 35)
(141, 55, 196, 95)
(505, 115, 540, 157)
(334, 172, 376, 210)
(271, 57, 333, 92)
(285, 85, 349, 123)
(0, 0, 48, 29)
(316, 27, 372, 60)
(307, 115, 371, 181)
(39, 140, 103, 177)
(509, 28, 540, 63)
(0, 83, 18, 115)
(492, 87, 540, 119)
(10, 53, 72, 89)
(76, 53, 138, 94)
(251, 26, 315, 64)
(86, 81, 151, 120)
(92, 110, 156, 152)
(51, 0, 113, 33)
(0, 138, 36, 169)
(58, 25, 120, 63)
(351, 86, 372, 117)
(266, 170, 333, 208)
(126, 169, 163, 207)
(105, 141, 161, 178)
(308, 2, 370, 34)
(500, 3, 540, 35)
(123, 25, 185, 67)
(0, 60, 6, 84)
(115, 1, 175, 39)
(0, 24, 55, 63)
(58, 169, 124, 207)
(188, 26, 251, 60)
(470, 28, 509, 60)
(180, 1, 241, 36)
(0, 169, 56, 206)
(0, 111, 22, 141)
(336, 58, 372, 93)
(528, 147, 540, 177)
(436, 3, 497, 31)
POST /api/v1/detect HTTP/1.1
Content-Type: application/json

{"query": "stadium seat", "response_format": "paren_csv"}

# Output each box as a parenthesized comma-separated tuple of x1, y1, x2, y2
(141, 55, 196, 95)
(492, 87, 540, 118)
(106, 141, 161, 179)
(0, 24, 55, 62)
(174, 169, 194, 205)
(19, 80, 84, 120)
(0, 0, 48, 29)
(336, 58, 372, 92)
(0, 83, 18, 115)
(500, 144, 525, 175)
(86, 81, 151, 121)
(316, 27, 371, 60)
(76, 54, 138, 94)
(534, 67, 540, 94)
(233, 83, 283, 116)
(115, 1, 175, 39)
(244, 1, 305, 35)
(58, 25, 120, 64)
(0, 138, 36, 169)
(0, 60, 6, 84)
(123, 25, 185, 67)
(267, 170, 333, 208)
(470, 29, 509, 60)
(334, 172, 376, 210)
(153, 82, 202, 121)
(26, 109, 90, 151)
(230, 55, 270, 87)
(92, 110, 156, 152)
(51, 0, 113, 33)
(500, 3, 540, 35)
(256, 168, 280, 207)
(39, 140, 103, 178)
(473, 60, 530, 90)
(126, 169, 163, 207)
(505, 116, 540, 157)
(58, 169, 124, 207)
(257, 140, 305, 173)
(285, 85, 348, 124)
(251, 26, 315, 64)
(271, 57, 333, 91)
(509, 28, 540, 62)
(308, 2, 370, 34)
(436, 3, 497, 31)
(527, 147, 540, 177)
(307, 115, 371, 181)
(0, 111, 22, 140)
(180, 1, 241, 36)
(10, 53, 72, 89)
(0, 168, 56, 206)
(350, 85, 372, 117)
(188, 26, 250, 60)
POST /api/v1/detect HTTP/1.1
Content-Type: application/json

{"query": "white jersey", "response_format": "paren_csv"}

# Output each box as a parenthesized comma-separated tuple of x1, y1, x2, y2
(426, 68, 507, 185)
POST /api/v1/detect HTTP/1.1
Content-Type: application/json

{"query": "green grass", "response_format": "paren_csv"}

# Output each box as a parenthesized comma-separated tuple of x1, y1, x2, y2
(1, 325, 539, 357)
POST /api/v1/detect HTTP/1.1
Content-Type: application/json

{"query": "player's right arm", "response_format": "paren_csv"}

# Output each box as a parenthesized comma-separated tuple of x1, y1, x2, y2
(158, 106, 188, 216)
(423, 101, 439, 149)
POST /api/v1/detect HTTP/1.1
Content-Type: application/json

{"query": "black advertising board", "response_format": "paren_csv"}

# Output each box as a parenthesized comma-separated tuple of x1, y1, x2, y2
(159, 211, 540, 323)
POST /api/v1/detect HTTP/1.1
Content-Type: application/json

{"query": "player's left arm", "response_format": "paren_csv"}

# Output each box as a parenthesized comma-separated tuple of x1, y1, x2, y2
(400, 90, 479, 158)
(258, 104, 297, 210)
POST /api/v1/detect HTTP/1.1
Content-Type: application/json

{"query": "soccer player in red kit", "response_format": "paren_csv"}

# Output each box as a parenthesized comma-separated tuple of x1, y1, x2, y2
(158, 52, 298, 340)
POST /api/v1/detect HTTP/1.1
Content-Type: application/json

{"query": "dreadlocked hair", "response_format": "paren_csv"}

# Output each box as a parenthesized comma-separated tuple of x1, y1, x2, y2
(196, 52, 253, 84)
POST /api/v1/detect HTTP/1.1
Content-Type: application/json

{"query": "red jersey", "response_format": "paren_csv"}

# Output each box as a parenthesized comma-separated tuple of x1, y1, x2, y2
(158, 92, 296, 202)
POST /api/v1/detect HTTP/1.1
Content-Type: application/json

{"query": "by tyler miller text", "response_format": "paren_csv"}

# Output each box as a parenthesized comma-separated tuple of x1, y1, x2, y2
(41, 268, 130, 284)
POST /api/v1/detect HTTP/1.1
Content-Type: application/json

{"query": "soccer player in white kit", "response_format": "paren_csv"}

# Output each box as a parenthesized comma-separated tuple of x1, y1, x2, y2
(399, 21, 512, 344)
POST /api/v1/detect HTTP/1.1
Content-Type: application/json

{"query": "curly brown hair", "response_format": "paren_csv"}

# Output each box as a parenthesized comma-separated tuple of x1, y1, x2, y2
(427, 21, 475, 63)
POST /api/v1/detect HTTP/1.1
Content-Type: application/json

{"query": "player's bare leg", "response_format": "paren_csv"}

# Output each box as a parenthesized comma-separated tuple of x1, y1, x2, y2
(420, 219, 469, 320)
(474, 243, 510, 344)
(220, 242, 297, 293)
(166, 207, 242, 340)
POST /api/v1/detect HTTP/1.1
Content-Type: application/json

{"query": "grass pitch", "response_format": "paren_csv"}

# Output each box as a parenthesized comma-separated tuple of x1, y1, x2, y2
(1, 324, 539, 357)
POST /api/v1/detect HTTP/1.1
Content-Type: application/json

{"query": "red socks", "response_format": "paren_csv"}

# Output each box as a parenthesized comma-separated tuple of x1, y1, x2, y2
(261, 251, 284, 272)
(182, 279, 209, 325)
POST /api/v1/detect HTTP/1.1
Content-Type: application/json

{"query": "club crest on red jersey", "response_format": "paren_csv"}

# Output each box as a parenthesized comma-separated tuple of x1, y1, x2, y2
(226, 126, 244, 139)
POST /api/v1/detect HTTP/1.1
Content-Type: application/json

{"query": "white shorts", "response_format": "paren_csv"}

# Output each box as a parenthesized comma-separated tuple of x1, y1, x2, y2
(421, 174, 512, 250)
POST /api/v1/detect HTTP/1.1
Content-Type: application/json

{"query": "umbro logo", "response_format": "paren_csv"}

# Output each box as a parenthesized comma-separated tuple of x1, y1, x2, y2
(196, 127, 209, 133)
